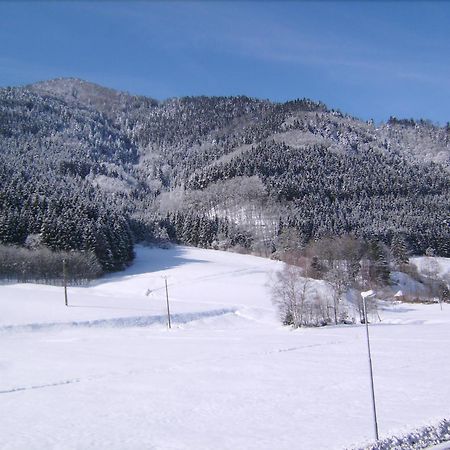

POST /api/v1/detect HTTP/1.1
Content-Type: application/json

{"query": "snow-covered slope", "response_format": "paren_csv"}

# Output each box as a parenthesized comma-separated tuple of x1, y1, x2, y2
(1, 246, 449, 450)
(0, 245, 280, 329)
(410, 256, 450, 283)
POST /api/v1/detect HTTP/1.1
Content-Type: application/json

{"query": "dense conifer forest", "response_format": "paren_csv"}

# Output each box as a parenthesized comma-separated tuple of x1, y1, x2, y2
(0, 78, 449, 279)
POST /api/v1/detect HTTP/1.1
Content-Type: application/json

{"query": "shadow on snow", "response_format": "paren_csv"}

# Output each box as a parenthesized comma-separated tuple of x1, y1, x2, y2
(92, 245, 210, 285)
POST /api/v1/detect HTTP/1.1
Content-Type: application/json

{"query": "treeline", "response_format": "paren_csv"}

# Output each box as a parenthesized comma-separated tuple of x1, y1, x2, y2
(131, 212, 253, 251)
(0, 245, 101, 284)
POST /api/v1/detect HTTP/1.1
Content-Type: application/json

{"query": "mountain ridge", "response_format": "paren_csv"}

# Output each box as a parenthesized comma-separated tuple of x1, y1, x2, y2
(17, 77, 449, 126)
(20, 77, 450, 170)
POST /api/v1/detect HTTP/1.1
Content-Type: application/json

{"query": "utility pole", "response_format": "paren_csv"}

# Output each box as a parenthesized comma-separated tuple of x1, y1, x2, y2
(361, 290, 379, 441)
(164, 276, 171, 329)
(63, 259, 68, 307)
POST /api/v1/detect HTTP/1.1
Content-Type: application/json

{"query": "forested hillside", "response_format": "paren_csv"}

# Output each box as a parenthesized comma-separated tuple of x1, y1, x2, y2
(0, 78, 449, 277)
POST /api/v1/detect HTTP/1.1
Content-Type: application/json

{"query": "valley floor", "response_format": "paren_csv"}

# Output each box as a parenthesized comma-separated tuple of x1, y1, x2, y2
(1, 246, 449, 450)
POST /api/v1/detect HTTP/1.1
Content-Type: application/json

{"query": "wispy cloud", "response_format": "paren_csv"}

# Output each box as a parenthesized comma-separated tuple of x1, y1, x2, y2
(218, 20, 450, 91)
(69, 2, 450, 92)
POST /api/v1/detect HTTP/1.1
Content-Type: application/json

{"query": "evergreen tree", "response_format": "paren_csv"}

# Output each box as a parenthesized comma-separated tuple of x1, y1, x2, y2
(391, 234, 410, 267)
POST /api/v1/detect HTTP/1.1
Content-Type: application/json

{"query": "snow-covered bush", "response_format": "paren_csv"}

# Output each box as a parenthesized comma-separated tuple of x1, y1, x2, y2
(350, 419, 450, 450)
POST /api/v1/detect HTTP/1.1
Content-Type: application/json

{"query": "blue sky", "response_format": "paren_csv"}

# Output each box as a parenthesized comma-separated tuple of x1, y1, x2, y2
(0, 1, 449, 123)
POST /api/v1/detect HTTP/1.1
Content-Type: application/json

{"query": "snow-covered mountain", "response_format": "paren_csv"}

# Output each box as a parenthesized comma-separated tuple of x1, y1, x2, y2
(1, 78, 449, 273)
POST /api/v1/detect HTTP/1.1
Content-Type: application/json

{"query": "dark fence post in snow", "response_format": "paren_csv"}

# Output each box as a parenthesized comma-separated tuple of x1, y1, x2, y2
(63, 258, 68, 307)
(164, 276, 171, 329)
(361, 290, 379, 441)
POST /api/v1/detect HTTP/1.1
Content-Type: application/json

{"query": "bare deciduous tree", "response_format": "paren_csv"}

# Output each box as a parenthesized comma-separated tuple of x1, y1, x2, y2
(271, 262, 329, 327)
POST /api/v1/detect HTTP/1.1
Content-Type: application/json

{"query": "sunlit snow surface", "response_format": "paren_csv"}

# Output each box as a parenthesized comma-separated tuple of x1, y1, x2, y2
(1, 246, 449, 450)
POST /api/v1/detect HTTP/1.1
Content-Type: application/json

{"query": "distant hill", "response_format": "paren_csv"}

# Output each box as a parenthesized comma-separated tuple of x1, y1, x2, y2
(0, 77, 449, 271)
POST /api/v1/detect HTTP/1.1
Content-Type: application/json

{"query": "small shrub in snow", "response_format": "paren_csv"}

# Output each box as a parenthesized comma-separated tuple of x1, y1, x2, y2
(350, 418, 450, 450)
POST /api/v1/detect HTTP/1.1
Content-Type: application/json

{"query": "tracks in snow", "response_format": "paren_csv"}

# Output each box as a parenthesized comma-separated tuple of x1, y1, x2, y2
(0, 308, 237, 334)
(0, 378, 81, 395)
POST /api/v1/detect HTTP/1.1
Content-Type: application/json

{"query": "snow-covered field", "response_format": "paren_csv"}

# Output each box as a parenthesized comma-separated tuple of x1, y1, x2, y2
(1, 246, 449, 450)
